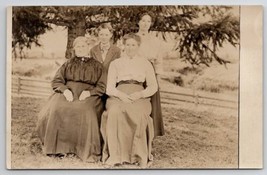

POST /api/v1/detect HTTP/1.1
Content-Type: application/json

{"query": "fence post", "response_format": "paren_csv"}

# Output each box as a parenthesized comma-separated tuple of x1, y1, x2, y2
(193, 86, 199, 107)
(195, 91, 199, 106)
(192, 76, 199, 107)
(17, 77, 21, 95)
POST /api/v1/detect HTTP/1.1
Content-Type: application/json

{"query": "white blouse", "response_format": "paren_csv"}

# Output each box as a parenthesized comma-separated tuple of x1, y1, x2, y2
(106, 55, 158, 98)
(137, 32, 163, 74)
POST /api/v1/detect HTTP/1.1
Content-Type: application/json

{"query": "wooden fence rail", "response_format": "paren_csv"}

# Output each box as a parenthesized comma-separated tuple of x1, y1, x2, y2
(11, 76, 238, 109)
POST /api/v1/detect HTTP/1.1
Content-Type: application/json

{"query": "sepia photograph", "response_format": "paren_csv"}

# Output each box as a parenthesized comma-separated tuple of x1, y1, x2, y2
(6, 5, 262, 169)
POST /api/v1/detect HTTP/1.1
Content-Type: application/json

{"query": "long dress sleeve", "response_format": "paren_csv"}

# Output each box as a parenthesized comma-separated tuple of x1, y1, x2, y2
(89, 68, 106, 96)
(150, 37, 164, 75)
(141, 61, 158, 98)
(51, 62, 68, 93)
(106, 61, 121, 97)
(154, 43, 164, 75)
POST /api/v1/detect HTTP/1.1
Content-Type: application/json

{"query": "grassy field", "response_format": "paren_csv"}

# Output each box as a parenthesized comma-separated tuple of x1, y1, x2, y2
(10, 54, 239, 169)
(10, 96, 238, 169)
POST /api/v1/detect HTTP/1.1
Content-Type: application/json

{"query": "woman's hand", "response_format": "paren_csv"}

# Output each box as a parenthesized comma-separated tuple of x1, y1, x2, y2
(79, 90, 91, 101)
(129, 92, 143, 101)
(63, 89, 73, 102)
(117, 92, 133, 103)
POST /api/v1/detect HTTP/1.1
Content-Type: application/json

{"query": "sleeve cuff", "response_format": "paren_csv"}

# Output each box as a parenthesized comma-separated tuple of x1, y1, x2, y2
(140, 91, 147, 98)
(113, 90, 121, 98)
(86, 90, 93, 96)
(54, 86, 68, 93)
(108, 89, 121, 98)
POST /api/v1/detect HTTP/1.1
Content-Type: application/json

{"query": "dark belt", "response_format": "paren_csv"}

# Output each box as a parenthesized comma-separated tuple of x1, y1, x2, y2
(117, 80, 144, 86)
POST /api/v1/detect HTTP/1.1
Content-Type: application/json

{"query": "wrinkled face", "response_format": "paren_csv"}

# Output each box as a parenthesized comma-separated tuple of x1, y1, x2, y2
(98, 28, 113, 44)
(138, 14, 152, 32)
(74, 41, 89, 57)
(124, 38, 139, 57)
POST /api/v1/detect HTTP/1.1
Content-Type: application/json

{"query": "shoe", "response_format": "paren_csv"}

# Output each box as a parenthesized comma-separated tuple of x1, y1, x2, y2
(56, 153, 66, 159)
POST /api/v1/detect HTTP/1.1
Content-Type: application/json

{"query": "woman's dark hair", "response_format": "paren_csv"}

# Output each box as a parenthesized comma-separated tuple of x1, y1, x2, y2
(138, 12, 154, 24)
(123, 33, 141, 46)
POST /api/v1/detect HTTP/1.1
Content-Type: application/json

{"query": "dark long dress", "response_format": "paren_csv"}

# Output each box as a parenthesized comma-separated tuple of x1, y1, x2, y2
(151, 72, 165, 136)
(36, 57, 106, 162)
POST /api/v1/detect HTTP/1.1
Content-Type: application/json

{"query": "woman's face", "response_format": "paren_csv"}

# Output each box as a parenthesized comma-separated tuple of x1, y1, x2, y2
(74, 41, 89, 57)
(98, 28, 113, 44)
(138, 14, 152, 32)
(124, 38, 139, 57)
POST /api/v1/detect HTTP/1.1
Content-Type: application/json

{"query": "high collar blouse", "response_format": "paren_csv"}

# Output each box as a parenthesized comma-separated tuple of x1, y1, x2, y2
(106, 55, 158, 98)
(51, 56, 105, 96)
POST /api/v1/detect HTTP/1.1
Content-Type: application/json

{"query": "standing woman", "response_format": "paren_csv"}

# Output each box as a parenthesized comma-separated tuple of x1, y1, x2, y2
(101, 33, 158, 167)
(36, 36, 105, 162)
(136, 12, 165, 136)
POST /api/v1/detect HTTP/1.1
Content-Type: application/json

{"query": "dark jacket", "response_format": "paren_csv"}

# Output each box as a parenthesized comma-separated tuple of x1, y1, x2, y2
(90, 43, 121, 72)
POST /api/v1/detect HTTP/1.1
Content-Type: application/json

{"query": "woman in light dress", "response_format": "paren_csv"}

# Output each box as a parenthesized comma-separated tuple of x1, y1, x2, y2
(101, 33, 158, 167)
(136, 13, 165, 137)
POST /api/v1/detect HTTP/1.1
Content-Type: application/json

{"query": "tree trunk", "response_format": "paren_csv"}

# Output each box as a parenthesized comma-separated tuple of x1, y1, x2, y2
(65, 19, 86, 59)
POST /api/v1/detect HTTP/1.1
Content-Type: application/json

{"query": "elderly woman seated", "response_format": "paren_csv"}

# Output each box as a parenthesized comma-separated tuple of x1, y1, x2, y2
(36, 36, 105, 162)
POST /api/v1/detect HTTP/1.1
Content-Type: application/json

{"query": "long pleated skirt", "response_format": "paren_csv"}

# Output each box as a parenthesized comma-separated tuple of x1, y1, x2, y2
(101, 84, 154, 167)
